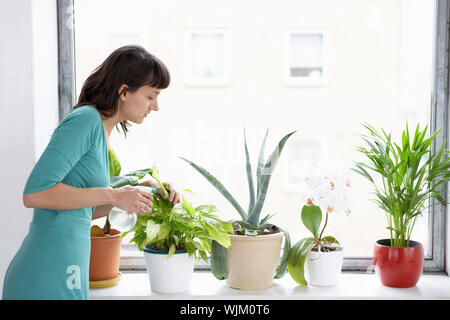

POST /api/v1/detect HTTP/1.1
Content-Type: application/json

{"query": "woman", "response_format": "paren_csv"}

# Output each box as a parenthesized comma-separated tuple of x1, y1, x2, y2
(2, 45, 180, 300)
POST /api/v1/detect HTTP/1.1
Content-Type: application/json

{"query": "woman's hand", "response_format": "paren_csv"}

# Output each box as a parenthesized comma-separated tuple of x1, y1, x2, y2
(157, 182, 181, 205)
(139, 180, 181, 205)
(111, 185, 154, 215)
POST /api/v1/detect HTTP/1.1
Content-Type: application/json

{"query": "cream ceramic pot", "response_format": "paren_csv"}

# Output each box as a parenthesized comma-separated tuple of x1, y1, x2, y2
(226, 230, 284, 290)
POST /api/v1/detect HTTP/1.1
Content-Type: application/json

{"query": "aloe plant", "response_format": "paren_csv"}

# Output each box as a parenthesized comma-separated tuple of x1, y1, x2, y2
(179, 128, 297, 280)
(352, 123, 450, 247)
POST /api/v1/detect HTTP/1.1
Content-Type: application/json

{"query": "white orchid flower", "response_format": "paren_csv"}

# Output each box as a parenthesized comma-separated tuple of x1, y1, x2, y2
(298, 162, 352, 216)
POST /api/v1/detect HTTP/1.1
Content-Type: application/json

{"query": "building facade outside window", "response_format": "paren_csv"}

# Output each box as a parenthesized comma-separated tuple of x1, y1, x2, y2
(285, 30, 327, 86)
(185, 29, 230, 86)
(64, 0, 445, 272)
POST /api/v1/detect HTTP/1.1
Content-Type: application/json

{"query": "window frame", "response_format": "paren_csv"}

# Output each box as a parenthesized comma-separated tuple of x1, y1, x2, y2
(61, 0, 448, 273)
(284, 29, 329, 86)
(57, 0, 76, 121)
(184, 29, 231, 87)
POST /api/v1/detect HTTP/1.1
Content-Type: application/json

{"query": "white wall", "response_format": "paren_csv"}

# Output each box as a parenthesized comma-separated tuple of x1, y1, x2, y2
(32, 0, 59, 159)
(0, 0, 58, 294)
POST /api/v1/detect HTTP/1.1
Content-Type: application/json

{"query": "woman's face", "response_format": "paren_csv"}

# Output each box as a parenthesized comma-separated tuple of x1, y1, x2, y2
(119, 84, 161, 124)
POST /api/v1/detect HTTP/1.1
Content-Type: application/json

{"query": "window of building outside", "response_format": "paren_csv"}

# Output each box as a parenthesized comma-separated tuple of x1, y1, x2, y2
(286, 31, 327, 85)
(74, 0, 437, 271)
(186, 30, 230, 86)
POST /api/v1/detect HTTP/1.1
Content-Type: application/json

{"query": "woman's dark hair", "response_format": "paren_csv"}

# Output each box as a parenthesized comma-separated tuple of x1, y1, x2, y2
(74, 45, 170, 136)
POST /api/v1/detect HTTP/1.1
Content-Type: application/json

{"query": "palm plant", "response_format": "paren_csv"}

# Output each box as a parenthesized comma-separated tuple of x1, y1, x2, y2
(352, 123, 450, 247)
(179, 128, 296, 279)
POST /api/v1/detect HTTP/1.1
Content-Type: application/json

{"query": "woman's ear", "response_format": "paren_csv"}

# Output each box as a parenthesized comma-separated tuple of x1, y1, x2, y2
(118, 84, 129, 101)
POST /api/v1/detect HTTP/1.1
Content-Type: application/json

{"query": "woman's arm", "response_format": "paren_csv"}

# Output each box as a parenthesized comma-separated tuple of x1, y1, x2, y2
(91, 181, 161, 221)
(90, 179, 177, 221)
(23, 183, 114, 210)
(23, 182, 154, 213)
(89, 182, 158, 223)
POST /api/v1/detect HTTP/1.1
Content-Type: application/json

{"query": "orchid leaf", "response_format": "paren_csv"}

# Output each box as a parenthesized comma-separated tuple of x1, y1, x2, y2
(287, 237, 315, 286)
(301, 204, 322, 239)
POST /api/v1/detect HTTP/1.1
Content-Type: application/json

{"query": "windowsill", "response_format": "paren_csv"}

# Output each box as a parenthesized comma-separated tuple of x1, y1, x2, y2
(89, 271, 450, 300)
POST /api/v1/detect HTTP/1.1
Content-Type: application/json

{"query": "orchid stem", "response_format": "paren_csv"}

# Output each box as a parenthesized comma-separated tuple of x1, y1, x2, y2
(318, 211, 329, 242)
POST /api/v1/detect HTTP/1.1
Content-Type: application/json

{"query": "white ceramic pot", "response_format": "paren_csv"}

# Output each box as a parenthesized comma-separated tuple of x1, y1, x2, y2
(305, 247, 344, 286)
(143, 245, 196, 294)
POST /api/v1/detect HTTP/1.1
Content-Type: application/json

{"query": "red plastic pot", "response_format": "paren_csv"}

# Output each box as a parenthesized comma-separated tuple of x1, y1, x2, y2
(373, 239, 424, 288)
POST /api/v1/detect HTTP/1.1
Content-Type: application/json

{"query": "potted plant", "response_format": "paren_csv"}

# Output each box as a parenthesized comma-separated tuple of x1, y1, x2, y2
(180, 128, 296, 290)
(352, 123, 450, 288)
(89, 148, 152, 288)
(121, 165, 233, 294)
(288, 164, 351, 286)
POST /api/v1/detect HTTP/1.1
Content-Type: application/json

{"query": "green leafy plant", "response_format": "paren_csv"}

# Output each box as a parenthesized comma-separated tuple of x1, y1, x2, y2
(179, 128, 296, 279)
(120, 165, 233, 263)
(287, 204, 341, 286)
(101, 149, 152, 234)
(105, 149, 232, 262)
(352, 123, 450, 247)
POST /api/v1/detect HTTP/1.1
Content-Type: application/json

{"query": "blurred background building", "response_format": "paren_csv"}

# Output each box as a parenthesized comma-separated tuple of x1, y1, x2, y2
(73, 0, 434, 259)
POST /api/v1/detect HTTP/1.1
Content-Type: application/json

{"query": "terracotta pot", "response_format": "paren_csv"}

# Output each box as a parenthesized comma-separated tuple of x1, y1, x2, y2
(373, 239, 424, 288)
(226, 229, 284, 290)
(89, 228, 122, 281)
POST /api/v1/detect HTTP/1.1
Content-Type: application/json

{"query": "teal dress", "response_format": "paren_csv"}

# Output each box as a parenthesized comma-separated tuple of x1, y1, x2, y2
(2, 105, 109, 300)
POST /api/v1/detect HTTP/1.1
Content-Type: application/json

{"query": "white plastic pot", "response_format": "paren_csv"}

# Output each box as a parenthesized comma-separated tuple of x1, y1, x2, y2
(143, 245, 196, 294)
(305, 247, 344, 286)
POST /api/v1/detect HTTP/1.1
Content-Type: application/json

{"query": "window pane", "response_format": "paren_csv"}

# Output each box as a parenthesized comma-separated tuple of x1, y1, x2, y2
(108, 33, 141, 52)
(74, 0, 435, 263)
(190, 33, 226, 78)
(290, 33, 323, 78)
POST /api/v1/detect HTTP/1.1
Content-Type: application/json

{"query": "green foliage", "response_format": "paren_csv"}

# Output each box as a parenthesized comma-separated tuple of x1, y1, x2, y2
(287, 237, 315, 286)
(301, 204, 322, 238)
(120, 166, 233, 264)
(287, 204, 340, 286)
(352, 122, 450, 247)
(109, 160, 152, 188)
(107, 149, 232, 263)
(108, 148, 122, 177)
(179, 128, 296, 279)
(210, 240, 228, 280)
(274, 225, 291, 279)
(108, 148, 146, 188)
(109, 146, 152, 187)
